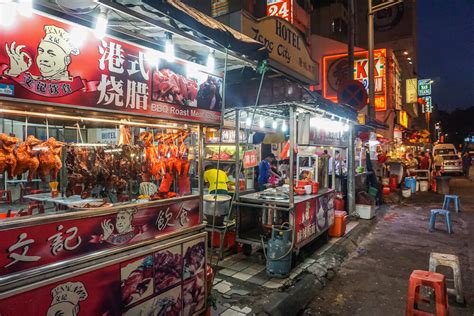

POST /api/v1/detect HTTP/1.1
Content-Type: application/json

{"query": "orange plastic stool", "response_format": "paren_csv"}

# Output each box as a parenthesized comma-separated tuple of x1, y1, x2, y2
(405, 270, 449, 316)
(329, 211, 347, 237)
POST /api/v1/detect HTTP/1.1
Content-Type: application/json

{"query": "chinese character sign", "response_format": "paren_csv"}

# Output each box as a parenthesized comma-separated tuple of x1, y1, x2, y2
(0, 11, 222, 124)
(243, 150, 258, 169)
(0, 198, 200, 277)
(417, 79, 432, 97)
(267, 0, 293, 23)
(421, 96, 432, 113)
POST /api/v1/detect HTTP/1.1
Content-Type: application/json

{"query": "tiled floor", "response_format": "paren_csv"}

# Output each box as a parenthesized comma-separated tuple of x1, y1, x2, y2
(215, 221, 360, 289)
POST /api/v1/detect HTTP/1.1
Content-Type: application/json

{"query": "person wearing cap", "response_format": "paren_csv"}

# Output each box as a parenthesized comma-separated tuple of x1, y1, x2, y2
(256, 153, 279, 191)
(5, 25, 80, 81)
(203, 164, 230, 195)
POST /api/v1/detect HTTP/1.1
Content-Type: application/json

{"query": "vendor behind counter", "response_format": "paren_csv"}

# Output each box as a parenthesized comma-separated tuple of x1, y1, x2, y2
(204, 164, 230, 194)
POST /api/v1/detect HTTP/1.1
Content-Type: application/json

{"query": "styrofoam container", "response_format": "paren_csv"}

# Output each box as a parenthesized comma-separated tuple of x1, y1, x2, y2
(402, 188, 411, 198)
(304, 185, 312, 194)
(356, 203, 376, 219)
(419, 180, 429, 192)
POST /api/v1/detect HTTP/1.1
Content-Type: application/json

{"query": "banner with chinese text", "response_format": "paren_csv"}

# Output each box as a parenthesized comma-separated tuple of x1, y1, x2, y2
(0, 197, 200, 277)
(0, 12, 222, 124)
(0, 233, 207, 316)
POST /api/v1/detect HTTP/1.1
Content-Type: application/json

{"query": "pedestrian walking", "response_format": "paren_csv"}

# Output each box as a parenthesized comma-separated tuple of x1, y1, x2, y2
(462, 152, 472, 178)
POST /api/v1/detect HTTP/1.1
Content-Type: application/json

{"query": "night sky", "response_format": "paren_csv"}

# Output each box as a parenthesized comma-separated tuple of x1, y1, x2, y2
(417, 0, 474, 111)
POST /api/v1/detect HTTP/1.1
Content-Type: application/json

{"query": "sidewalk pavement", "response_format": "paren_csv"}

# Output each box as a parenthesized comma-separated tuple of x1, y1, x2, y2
(303, 177, 474, 315)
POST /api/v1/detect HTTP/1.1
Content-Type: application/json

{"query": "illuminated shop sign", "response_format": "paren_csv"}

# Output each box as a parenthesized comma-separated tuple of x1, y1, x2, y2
(417, 79, 432, 96)
(267, 0, 293, 23)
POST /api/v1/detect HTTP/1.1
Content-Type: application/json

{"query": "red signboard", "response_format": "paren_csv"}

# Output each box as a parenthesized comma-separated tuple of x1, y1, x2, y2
(0, 198, 200, 277)
(0, 12, 222, 124)
(323, 49, 387, 111)
(243, 149, 258, 169)
(266, 0, 293, 23)
(294, 191, 335, 247)
(0, 233, 207, 316)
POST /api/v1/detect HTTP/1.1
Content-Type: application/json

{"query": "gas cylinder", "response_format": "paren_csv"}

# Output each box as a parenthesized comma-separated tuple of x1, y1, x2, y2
(265, 224, 293, 278)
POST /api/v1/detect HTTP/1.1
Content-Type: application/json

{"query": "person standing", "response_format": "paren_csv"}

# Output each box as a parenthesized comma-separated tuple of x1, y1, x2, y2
(204, 164, 230, 194)
(462, 152, 472, 178)
(434, 154, 444, 175)
(419, 152, 430, 170)
(257, 153, 279, 191)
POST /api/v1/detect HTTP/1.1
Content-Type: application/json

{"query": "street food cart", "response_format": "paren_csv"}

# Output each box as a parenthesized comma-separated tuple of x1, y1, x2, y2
(232, 101, 355, 255)
(0, 2, 266, 314)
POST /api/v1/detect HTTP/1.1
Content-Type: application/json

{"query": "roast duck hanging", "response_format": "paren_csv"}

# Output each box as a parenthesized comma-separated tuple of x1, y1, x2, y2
(139, 130, 190, 198)
(0, 134, 64, 181)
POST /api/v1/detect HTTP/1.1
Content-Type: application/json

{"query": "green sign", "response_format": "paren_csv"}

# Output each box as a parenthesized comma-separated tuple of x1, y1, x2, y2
(418, 79, 432, 96)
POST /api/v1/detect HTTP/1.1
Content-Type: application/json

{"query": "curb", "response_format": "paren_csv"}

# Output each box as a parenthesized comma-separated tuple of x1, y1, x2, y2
(262, 206, 389, 315)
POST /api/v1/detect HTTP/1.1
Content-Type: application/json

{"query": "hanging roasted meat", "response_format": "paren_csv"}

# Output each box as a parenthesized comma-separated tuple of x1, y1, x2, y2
(37, 137, 65, 181)
(0, 133, 20, 178)
(14, 135, 42, 181)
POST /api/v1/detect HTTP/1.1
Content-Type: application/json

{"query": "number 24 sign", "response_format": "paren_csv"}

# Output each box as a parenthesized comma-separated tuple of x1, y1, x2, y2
(266, 0, 293, 23)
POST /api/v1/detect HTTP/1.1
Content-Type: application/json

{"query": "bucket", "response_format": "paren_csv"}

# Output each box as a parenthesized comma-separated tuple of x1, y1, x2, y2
(402, 187, 411, 198)
(420, 180, 429, 192)
(405, 177, 416, 193)
(389, 175, 399, 190)
(312, 182, 320, 194)
(328, 210, 347, 237)
(383, 185, 391, 195)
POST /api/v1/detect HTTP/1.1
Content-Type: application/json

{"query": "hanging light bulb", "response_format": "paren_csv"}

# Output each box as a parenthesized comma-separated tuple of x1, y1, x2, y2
(18, 0, 33, 17)
(259, 119, 265, 128)
(206, 49, 215, 72)
(272, 121, 277, 129)
(0, 0, 16, 27)
(95, 7, 108, 39)
(245, 117, 252, 127)
(70, 27, 86, 49)
(146, 50, 160, 70)
(281, 121, 288, 132)
(165, 32, 175, 62)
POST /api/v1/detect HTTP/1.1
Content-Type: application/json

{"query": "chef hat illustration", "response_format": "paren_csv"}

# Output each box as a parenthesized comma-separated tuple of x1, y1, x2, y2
(42, 25, 80, 56)
(51, 282, 88, 306)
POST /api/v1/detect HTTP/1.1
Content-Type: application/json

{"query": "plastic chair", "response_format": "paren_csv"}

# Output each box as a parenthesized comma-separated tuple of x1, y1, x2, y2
(429, 209, 452, 234)
(443, 195, 460, 213)
(429, 252, 464, 304)
(405, 270, 449, 316)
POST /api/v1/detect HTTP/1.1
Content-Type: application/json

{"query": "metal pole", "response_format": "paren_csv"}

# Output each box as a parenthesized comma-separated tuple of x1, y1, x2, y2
(347, 123, 356, 214)
(289, 106, 295, 207)
(348, 0, 355, 81)
(368, 0, 375, 119)
(235, 110, 240, 200)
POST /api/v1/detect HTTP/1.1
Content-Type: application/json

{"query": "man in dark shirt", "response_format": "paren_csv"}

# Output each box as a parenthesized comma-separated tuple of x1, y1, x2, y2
(257, 153, 279, 191)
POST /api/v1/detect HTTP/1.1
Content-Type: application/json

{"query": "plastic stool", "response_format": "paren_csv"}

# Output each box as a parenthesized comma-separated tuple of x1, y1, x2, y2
(0, 190, 12, 204)
(429, 209, 452, 234)
(443, 195, 460, 213)
(429, 252, 464, 304)
(405, 270, 449, 316)
(27, 202, 45, 215)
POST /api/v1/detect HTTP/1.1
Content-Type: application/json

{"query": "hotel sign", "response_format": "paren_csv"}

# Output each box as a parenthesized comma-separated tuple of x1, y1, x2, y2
(242, 13, 318, 84)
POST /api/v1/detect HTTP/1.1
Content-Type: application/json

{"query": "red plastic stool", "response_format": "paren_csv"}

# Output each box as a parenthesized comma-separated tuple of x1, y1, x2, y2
(27, 201, 45, 215)
(405, 270, 448, 316)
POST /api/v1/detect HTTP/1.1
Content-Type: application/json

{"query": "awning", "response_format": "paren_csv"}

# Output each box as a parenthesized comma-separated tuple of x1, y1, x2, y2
(303, 90, 358, 121)
(141, 0, 269, 61)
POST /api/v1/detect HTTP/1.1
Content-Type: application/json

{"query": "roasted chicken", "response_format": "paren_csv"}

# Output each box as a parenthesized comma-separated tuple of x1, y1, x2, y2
(0, 133, 20, 178)
(14, 135, 42, 181)
(37, 137, 64, 181)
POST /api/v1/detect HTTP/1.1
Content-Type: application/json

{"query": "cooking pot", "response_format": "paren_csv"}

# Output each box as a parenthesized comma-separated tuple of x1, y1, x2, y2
(203, 194, 232, 217)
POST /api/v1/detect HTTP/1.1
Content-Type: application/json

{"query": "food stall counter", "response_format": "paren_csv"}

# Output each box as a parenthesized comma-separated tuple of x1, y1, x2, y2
(239, 188, 334, 206)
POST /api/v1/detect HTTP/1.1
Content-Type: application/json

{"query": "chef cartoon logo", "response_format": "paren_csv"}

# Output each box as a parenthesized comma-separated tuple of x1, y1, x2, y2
(1, 25, 97, 97)
(46, 281, 88, 316)
(90, 207, 142, 245)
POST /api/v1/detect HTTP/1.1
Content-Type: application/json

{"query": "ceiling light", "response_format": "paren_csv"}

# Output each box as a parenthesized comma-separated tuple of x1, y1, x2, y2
(70, 27, 86, 49)
(0, 0, 16, 27)
(95, 8, 108, 39)
(146, 50, 160, 70)
(407, 57, 412, 61)
(245, 117, 252, 127)
(18, 0, 33, 17)
(409, 61, 413, 64)
(259, 119, 265, 128)
(403, 51, 408, 55)
(281, 121, 288, 132)
(206, 49, 215, 72)
(165, 32, 175, 62)
(272, 121, 277, 129)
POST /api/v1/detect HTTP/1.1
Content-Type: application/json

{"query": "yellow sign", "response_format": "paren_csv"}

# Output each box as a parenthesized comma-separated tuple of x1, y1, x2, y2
(357, 113, 366, 125)
(406, 78, 417, 103)
(241, 12, 319, 84)
(399, 110, 408, 128)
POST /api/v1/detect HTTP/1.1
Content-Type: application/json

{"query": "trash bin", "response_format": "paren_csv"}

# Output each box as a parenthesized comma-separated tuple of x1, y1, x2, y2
(436, 176, 451, 195)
